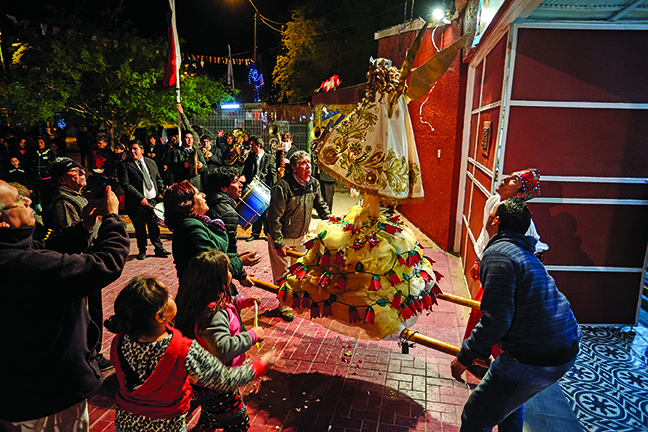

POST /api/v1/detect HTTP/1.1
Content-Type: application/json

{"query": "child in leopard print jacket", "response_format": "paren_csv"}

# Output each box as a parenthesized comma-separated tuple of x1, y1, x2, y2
(105, 276, 274, 432)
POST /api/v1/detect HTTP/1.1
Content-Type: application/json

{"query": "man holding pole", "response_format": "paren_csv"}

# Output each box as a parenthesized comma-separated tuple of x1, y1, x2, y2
(451, 197, 580, 432)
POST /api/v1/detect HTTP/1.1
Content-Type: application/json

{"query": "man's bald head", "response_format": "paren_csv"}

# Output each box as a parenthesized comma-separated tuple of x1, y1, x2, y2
(0, 180, 36, 228)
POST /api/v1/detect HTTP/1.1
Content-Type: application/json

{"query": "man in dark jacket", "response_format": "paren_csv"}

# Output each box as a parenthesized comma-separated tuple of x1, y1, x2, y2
(451, 198, 581, 431)
(267, 151, 330, 321)
(118, 140, 169, 260)
(242, 136, 276, 241)
(0, 180, 129, 429)
(206, 166, 259, 290)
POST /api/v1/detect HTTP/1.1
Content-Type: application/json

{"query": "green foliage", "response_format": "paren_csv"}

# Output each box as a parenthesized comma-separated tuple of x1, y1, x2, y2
(272, 0, 399, 103)
(1, 18, 233, 136)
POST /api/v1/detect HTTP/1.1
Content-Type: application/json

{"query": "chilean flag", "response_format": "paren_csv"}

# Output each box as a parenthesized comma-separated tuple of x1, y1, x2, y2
(163, 0, 181, 87)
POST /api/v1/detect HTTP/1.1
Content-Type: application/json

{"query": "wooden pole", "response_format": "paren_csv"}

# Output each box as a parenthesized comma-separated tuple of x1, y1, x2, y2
(400, 329, 460, 356)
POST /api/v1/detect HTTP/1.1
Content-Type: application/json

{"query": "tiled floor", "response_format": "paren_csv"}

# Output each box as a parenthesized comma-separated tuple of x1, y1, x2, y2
(81, 191, 648, 432)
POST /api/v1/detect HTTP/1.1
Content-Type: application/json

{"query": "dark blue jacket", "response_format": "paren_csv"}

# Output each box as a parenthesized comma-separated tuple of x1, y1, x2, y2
(458, 231, 581, 366)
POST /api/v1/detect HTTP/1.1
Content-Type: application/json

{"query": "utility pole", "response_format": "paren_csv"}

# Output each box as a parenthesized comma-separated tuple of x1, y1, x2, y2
(254, 12, 258, 64)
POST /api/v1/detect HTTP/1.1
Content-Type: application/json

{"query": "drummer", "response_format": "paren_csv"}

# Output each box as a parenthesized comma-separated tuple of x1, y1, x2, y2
(118, 140, 170, 261)
(241, 136, 277, 242)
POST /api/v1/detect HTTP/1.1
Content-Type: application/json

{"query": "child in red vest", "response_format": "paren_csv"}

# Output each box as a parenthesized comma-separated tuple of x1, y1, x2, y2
(175, 250, 264, 432)
(105, 276, 275, 432)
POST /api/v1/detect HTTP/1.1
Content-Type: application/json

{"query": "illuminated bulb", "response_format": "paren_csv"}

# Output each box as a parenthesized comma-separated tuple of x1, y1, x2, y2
(432, 8, 444, 21)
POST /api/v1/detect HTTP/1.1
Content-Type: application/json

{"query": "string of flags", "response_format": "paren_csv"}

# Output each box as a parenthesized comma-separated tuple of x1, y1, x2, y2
(6, 15, 60, 35)
(182, 53, 254, 67)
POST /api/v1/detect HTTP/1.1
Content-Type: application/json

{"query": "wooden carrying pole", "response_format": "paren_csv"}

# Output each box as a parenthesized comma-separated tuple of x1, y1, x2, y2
(284, 250, 481, 310)
(247, 277, 464, 356)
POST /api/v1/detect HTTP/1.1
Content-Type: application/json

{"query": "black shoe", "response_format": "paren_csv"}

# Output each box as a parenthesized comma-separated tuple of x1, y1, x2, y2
(137, 251, 146, 260)
(97, 354, 113, 371)
(155, 248, 170, 257)
(246, 235, 260, 242)
(279, 308, 294, 322)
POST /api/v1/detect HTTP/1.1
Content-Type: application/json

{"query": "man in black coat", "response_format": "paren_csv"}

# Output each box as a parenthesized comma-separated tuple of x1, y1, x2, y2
(242, 136, 276, 241)
(0, 180, 129, 429)
(118, 140, 170, 260)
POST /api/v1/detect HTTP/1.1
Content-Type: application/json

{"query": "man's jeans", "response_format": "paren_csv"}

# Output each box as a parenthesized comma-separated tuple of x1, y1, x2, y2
(460, 351, 577, 432)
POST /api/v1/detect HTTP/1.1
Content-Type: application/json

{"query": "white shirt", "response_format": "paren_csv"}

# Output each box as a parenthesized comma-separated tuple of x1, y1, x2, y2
(138, 159, 157, 200)
(473, 194, 548, 259)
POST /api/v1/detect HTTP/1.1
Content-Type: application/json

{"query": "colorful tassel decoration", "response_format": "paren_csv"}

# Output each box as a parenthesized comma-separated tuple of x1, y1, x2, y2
(310, 303, 321, 319)
(317, 272, 332, 288)
(278, 286, 288, 302)
(387, 270, 401, 285)
(391, 291, 402, 309)
(383, 224, 402, 235)
(397, 254, 407, 266)
(295, 265, 308, 280)
(369, 275, 381, 291)
(412, 297, 422, 313)
(400, 304, 413, 320)
(363, 307, 375, 325)
(419, 270, 432, 282)
(322, 300, 333, 317)
(348, 306, 361, 323)
(290, 293, 301, 309)
(431, 284, 442, 295)
(301, 293, 312, 309)
(303, 238, 317, 250)
(434, 271, 444, 282)
(337, 274, 347, 291)
(420, 292, 434, 309)
(333, 251, 345, 266)
(319, 251, 331, 266)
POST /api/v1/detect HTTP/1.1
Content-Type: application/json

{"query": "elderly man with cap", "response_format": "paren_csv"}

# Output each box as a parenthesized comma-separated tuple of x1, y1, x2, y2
(44, 157, 88, 233)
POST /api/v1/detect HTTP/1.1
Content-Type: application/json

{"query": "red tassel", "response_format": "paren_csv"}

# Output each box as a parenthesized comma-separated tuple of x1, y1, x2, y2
(383, 224, 402, 234)
(301, 293, 311, 309)
(295, 266, 308, 280)
(420, 292, 433, 309)
(277, 276, 286, 287)
(419, 270, 432, 282)
(290, 293, 301, 309)
(319, 251, 331, 266)
(391, 292, 402, 309)
(387, 270, 401, 285)
(348, 306, 361, 323)
(334, 251, 345, 266)
(322, 301, 333, 317)
(363, 307, 375, 325)
(433, 271, 444, 282)
(400, 304, 412, 320)
(337, 275, 347, 291)
(397, 254, 407, 266)
(303, 238, 317, 249)
(412, 297, 422, 313)
(287, 263, 300, 274)
(406, 252, 415, 267)
(369, 275, 381, 291)
(431, 284, 442, 295)
(317, 272, 332, 288)
(310, 303, 321, 319)
(278, 286, 288, 302)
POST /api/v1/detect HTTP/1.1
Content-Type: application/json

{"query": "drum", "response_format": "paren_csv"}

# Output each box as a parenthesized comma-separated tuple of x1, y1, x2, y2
(236, 176, 271, 230)
(152, 202, 166, 227)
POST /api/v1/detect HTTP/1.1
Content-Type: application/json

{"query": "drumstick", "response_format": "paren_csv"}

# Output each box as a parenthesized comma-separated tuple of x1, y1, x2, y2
(254, 301, 259, 349)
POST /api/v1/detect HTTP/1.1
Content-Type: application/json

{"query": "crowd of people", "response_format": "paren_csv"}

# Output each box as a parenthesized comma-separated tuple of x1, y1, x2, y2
(0, 114, 580, 432)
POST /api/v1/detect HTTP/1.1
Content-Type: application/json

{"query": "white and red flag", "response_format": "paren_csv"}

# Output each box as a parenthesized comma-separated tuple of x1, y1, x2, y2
(163, 0, 181, 87)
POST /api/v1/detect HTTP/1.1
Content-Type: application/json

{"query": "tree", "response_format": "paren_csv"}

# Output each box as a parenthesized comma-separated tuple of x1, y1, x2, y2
(272, 0, 401, 103)
(0, 14, 233, 138)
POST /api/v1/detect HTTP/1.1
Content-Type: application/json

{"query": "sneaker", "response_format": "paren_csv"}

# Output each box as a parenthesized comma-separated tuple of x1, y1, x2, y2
(279, 308, 294, 322)
(97, 354, 113, 371)
(137, 251, 146, 260)
(154, 248, 171, 257)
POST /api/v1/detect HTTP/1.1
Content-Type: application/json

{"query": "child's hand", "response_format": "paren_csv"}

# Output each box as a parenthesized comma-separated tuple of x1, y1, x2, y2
(260, 350, 278, 368)
(240, 297, 259, 309)
(250, 326, 265, 342)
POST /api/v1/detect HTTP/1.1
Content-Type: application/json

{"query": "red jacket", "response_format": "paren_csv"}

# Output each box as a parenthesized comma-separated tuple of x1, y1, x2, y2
(111, 326, 193, 419)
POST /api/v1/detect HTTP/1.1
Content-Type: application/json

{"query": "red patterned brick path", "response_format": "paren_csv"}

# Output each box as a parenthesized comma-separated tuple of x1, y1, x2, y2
(89, 198, 473, 432)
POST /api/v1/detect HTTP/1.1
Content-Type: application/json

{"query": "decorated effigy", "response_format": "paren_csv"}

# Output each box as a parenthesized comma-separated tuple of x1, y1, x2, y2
(269, 19, 470, 343)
